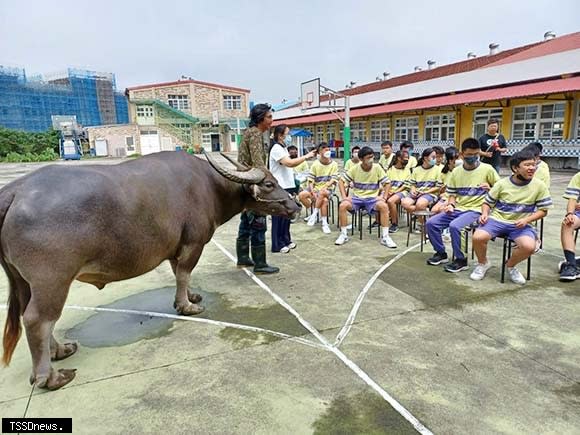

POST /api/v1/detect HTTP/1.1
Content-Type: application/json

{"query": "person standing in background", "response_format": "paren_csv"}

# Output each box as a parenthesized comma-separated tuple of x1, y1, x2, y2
(478, 118, 507, 173)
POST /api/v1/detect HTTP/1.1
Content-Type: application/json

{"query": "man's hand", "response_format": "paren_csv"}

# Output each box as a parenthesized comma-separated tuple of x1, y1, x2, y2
(514, 219, 527, 229)
(479, 214, 489, 225)
(564, 213, 576, 226)
(444, 204, 455, 213)
(305, 150, 316, 159)
(479, 183, 491, 191)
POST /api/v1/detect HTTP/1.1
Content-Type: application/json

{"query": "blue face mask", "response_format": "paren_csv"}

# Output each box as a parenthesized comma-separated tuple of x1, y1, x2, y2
(284, 135, 292, 146)
(464, 155, 479, 165)
(429, 158, 436, 167)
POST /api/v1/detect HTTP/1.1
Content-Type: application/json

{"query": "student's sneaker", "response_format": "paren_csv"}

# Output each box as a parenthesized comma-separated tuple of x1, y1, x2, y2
(307, 213, 318, 226)
(557, 257, 580, 272)
(335, 233, 349, 245)
(427, 252, 449, 265)
(288, 242, 297, 250)
(508, 267, 526, 285)
(470, 261, 492, 281)
(559, 262, 579, 282)
(322, 224, 332, 234)
(389, 224, 399, 233)
(346, 224, 353, 230)
(303, 215, 310, 222)
(444, 258, 469, 273)
(279, 246, 291, 254)
(380, 234, 397, 248)
(368, 221, 380, 229)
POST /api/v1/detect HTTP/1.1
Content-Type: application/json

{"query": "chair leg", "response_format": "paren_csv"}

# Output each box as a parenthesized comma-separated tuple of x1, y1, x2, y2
(526, 256, 531, 280)
(359, 210, 363, 240)
(406, 215, 412, 247)
(471, 228, 475, 260)
(501, 238, 507, 283)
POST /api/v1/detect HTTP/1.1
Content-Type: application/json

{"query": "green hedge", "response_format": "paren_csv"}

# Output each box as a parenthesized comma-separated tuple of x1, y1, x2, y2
(0, 127, 60, 162)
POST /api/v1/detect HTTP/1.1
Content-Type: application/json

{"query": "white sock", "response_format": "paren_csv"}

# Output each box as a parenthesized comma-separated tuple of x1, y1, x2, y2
(341, 227, 348, 235)
(321, 216, 328, 225)
(382, 227, 389, 238)
(313, 208, 320, 216)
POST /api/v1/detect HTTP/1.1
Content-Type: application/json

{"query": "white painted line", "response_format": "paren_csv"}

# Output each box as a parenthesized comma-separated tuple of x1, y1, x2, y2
(211, 239, 433, 435)
(334, 242, 421, 347)
(0, 304, 324, 350)
(211, 240, 330, 345)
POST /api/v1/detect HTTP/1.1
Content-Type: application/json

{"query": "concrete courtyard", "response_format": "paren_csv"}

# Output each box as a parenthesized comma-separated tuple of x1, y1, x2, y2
(0, 157, 579, 434)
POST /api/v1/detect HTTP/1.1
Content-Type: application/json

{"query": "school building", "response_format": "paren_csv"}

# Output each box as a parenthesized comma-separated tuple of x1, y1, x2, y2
(273, 31, 580, 169)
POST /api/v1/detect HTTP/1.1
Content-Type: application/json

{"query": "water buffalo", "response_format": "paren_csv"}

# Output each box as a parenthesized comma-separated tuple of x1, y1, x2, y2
(1, 151, 299, 390)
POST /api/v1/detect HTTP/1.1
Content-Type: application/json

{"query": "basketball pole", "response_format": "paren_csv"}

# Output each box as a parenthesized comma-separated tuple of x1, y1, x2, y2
(343, 95, 350, 163)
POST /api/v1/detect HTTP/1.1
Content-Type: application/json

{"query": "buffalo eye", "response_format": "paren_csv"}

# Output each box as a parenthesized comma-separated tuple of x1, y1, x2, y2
(264, 181, 274, 189)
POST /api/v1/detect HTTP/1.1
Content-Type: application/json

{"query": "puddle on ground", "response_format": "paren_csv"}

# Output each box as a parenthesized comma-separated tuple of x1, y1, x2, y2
(65, 286, 310, 348)
(312, 391, 417, 435)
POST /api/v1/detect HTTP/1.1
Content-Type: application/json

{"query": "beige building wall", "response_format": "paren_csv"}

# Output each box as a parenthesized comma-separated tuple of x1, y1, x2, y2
(87, 124, 140, 157)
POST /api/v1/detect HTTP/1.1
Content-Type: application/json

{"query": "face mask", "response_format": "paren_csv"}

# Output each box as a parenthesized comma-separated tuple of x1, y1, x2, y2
(455, 159, 463, 167)
(352, 152, 358, 159)
(429, 158, 436, 167)
(323, 151, 331, 159)
(363, 159, 373, 167)
(284, 135, 292, 146)
(464, 155, 479, 165)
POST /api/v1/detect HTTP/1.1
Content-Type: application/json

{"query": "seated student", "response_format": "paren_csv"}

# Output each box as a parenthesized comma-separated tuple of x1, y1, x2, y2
(425, 139, 499, 272)
(559, 171, 580, 281)
(385, 150, 411, 233)
(379, 141, 394, 170)
(344, 146, 361, 172)
(523, 142, 551, 188)
(400, 141, 418, 169)
(335, 146, 397, 248)
(298, 142, 338, 234)
(401, 148, 442, 222)
(432, 146, 445, 167)
(431, 146, 460, 215)
(470, 150, 553, 284)
(288, 145, 310, 191)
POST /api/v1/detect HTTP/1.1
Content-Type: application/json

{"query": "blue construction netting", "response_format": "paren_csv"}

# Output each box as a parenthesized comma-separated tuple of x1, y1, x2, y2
(0, 66, 129, 132)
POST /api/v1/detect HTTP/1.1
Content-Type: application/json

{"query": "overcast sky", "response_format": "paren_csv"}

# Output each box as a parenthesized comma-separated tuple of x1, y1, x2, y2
(1, 0, 578, 104)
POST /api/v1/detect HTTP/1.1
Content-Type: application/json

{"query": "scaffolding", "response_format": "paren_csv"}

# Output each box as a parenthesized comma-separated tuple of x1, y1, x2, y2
(0, 65, 129, 132)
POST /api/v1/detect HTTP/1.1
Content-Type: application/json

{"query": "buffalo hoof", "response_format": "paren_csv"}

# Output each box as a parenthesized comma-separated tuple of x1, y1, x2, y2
(32, 368, 77, 390)
(51, 341, 78, 361)
(187, 290, 203, 304)
(175, 302, 205, 316)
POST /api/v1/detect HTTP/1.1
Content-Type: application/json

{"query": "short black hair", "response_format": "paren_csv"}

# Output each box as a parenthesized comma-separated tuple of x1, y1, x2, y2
(525, 141, 543, 157)
(317, 142, 330, 152)
(381, 141, 393, 147)
(461, 137, 480, 151)
(400, 140, 414, 150)
(487, 118, 499, 126)
(287, 145, 298, 151)
(351, 145, 361, 152)
(249, 103, 272, 127)
(509, 150, 536, 172)
(432, 145, 445, 155)
(358, 146, 374, 159)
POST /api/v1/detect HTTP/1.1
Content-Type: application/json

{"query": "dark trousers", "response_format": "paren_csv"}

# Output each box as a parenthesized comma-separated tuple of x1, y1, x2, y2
(238, 211, 266, 246)
(271, 188, 297, 252)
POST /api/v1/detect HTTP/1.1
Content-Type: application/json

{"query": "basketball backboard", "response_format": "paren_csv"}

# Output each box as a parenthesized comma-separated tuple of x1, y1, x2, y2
(301, 78, 320, 110)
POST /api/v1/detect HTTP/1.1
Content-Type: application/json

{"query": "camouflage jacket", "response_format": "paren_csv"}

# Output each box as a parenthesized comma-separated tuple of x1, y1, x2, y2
(238, 126, 267, 169)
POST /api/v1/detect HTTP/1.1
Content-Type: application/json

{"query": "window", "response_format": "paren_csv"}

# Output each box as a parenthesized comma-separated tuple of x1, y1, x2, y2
(167, 95, 190, 111)
(303, 126, 314, 145)
(125, 136, 135, 151)
(316, 125, 324, 144)
(136, 105, 154, 117)
(202, 133, 212, 149)
(424, 113, 455, 141)
(223, 95, 242, 110)
(473, 108, 503, 138)
(512, 103, 565, 140)
(394, 117, 419, 142)
(351, 121, 366, 142)
(370, 119, 390, 142)
(230, 134, 236, 143)
(326, 123, 336, 142)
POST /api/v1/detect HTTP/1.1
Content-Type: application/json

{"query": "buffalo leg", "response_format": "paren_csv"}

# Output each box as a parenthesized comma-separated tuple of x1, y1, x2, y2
(172, 245, 205, 316)
(50, 334, 78, 361)
(170, 259, 203, 305)
(23, 289, 76, 390)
